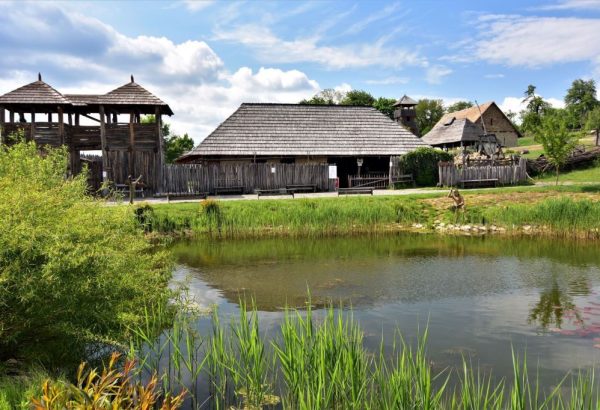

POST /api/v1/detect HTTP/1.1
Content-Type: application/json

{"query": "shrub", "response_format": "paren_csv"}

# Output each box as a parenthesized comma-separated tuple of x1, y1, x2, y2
(0, 141, 172, 367)
(398, 147, 453, 186)
(30, 353, 185, 409)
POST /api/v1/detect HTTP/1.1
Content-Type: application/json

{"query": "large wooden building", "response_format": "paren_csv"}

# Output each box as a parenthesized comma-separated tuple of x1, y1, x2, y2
(0, 74, 172, 193)
(178, 103, 428, 186)
(422, 102, 521, 148)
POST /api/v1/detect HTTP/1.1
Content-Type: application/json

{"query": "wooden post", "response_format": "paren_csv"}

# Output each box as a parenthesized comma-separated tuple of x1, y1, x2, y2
(75, 113, 80, 126)
(47, 113, 52, 123)
(0, 105, 5, 145)
(57, 107, 64, 146)
(388, 156, 392, 187)
(68, 113, 72, 126)
(155, 106, 164, 194)
(129, 112, 135, 183)
(30, 110, 35, 142)
(99, 105, 109, 186)
(9, 110, 14, 123)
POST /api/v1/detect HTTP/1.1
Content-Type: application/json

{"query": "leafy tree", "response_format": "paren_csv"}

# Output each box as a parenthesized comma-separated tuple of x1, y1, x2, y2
(521, 84, 551, 136)
(373, 97, 397, 119)
(142, 115, 194, 163)
(0, 140, 171, 366)
(585, 106, 600, 146)
(415, 99, 445, 135)
(534, 112, 579, 185)
(340, 90, 375, 106)
(397, 147, 453, 186)
(165, 133, 195, 163)
(565, 79, 599, 128)
(446, 101, 473, 113)
(300, 88, 345, 105)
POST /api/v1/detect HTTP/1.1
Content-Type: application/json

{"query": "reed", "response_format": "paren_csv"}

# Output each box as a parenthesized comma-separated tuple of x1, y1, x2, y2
(117, 300, 600, 410)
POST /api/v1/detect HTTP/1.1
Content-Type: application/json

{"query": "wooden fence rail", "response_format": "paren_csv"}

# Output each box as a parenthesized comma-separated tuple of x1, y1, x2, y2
(438, 157, 528, 187)
(160, 163, 330, 195)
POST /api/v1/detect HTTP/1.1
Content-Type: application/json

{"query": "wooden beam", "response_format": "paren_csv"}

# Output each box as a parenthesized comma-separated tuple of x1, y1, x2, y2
(9, 110, 14, 123)
(99, 105, 109, 184)
(48, 113, 52, 123)
(30, 110, 35, 142)
(129, 112, 135, 180)
(58, 107, 64, 146)
(156, 106, 164, 194)
(0, 105, 5, 145)
(81, 113, 100, 123)
(68, 114, 73, 126)
(75, 114, 80, 126)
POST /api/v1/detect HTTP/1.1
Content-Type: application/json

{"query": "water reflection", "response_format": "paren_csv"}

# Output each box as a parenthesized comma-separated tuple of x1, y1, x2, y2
(528, 277, 577, 330)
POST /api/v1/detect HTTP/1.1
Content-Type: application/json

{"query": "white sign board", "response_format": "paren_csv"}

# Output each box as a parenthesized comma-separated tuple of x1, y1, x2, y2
(102, 171, 108, 179)
(328, 165, 337, 179)
(271, 166, 276, 173)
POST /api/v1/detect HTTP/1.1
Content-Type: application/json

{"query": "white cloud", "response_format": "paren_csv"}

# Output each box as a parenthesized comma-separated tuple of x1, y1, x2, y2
(498, 96, 565, 117)
(425, 65, 452, 84)
(539, 0, 600, 10)
(484, 73, 505, 79)
(212, 24, 427, 70)
(343, 2, 403, 35)
(365, 76, 410, 85)
(0, 2, 320, 143)
(471, 14, 600, 69)
(334, 83, 353, 93)
(183, 0, 215, 12)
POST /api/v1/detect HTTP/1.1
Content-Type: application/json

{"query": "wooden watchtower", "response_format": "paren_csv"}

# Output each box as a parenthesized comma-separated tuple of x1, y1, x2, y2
(0, 74, 173, 194)
(393, 95, 419, 137)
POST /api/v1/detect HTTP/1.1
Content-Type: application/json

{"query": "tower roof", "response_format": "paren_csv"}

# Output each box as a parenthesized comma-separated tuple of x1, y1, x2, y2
(393, 95, 417, 107)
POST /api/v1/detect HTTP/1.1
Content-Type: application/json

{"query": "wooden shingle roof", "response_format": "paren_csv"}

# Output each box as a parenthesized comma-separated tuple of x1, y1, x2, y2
(393, 95, 417, 107)
(182, 103, 428, 159)
(437, 102, 493, 125)
(99, 79, 173, 114)
(0, 79, 70, 105)
(421, 118, 484, 146)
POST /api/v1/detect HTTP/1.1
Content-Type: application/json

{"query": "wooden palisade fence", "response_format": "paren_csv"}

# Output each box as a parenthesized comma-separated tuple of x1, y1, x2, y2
(160, 163, 330, 195)
(438, 157, 528, 187)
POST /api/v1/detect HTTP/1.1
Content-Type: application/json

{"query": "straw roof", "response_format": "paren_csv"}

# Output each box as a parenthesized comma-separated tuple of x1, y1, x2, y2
(181, 103, 428, 159)
(421, 118, 484, 146)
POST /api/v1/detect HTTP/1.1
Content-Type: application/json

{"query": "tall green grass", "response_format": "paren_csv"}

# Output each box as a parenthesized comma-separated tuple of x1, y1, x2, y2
(118, 300, 600, 410)
(483, 197, 600, 235)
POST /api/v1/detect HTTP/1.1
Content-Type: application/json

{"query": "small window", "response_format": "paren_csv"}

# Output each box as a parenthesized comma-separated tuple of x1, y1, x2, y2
(490, 118, 493, 126)
(406, 116, 410, 122)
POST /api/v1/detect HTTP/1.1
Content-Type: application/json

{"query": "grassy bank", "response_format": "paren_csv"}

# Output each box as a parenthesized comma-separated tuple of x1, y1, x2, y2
(142, 186, 600, 239)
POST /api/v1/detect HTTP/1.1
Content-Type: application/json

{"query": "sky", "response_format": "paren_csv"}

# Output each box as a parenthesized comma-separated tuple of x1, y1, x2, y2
(1, 0, 599, 143)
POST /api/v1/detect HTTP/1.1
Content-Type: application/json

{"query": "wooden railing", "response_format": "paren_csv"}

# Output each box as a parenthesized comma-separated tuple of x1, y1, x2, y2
(348, 173, 390, 189)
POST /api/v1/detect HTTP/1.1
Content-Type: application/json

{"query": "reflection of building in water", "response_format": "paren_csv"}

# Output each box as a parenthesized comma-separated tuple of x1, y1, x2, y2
(170, 235, 600, 312)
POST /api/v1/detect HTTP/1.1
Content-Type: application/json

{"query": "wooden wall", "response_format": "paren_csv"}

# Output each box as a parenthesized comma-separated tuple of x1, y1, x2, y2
(161, 163, 330, 194)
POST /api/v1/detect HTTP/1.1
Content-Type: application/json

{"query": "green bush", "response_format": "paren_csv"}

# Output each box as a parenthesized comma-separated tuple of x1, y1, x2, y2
(398, 147, 453, 186)
(0, 141, 172, 367)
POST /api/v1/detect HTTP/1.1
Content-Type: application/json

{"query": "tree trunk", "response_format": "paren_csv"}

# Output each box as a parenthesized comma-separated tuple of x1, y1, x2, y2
(555, 166, 560, 186)
(596, 130, 599, 146)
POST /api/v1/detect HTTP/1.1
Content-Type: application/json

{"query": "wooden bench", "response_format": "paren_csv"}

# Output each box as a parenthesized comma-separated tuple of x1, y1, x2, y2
(155, 192, 208, 201)
(255, 188, 294, 198)
(114, 183, 146, 198)
(214, 185, 244, 195)
(286, 184, 317, 193)
(459, 178, 499, 189)
(338, 187, 374, 195)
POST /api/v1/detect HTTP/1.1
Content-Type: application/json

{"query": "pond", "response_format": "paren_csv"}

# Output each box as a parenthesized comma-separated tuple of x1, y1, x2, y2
(170, 233, 600, 389)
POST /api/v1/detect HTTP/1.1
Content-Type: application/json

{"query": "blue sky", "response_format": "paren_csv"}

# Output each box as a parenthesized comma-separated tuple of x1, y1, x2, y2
(1, 0, 599, 142)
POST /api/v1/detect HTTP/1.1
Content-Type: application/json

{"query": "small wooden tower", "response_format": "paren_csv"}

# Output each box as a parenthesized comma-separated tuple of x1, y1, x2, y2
(393, 95, 419, 136)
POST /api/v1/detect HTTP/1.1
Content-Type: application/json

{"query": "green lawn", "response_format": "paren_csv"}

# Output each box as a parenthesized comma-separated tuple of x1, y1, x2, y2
(518, 136, 536, 146)
(536, 163, 600, 183)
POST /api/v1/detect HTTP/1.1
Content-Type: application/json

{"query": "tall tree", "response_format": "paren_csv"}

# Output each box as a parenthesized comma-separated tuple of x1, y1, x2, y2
(521, 84, 551, 136)
(141, 115, 193, 163)
(340, 90, 375, 106)
(585, 106, 600, 146)
(534, 111, 579, 185)
(415, 99, 445, 135)
(373, 97, 397, 119)
(300, 88, 345, 105)
(446, 101, 473, 113)
(165, 133, 195, 163)
(565, 79, 599, 128)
